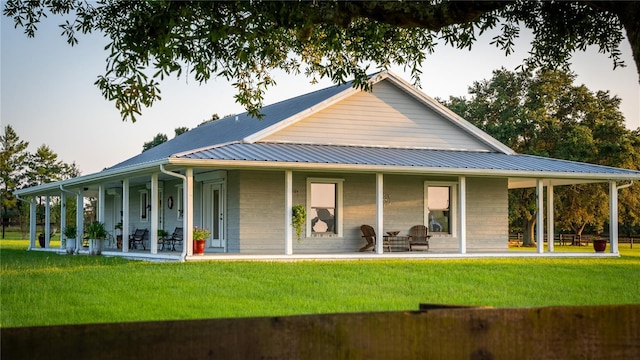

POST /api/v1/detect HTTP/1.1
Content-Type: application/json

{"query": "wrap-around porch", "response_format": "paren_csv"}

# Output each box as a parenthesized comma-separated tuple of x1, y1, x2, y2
(23, 165, 626, 261)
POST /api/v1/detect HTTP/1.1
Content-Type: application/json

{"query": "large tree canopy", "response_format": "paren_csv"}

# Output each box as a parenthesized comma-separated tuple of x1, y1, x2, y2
(442, 69, 640, 243)
(4, 1, 638, 122)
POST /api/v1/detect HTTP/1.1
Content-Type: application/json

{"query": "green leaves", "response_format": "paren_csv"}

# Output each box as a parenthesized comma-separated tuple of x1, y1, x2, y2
(3, 1, 632, 122)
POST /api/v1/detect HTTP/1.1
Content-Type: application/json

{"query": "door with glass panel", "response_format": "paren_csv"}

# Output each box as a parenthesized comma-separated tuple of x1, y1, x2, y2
(204, 183, 225, 249)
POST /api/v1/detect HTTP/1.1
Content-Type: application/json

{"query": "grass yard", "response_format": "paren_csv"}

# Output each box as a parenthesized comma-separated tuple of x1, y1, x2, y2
(1, 239, 639, 328)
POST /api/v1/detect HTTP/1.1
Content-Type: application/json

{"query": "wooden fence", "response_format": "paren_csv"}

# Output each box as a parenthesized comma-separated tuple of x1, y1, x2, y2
(2, 304, 639, 359)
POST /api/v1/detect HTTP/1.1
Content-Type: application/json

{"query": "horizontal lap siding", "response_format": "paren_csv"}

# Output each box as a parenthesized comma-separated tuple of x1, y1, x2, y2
(233, 171, 508, 253)
(466, 177, 509, 250)
(264, 81, 491, 151)
(236, 170, 285, 254)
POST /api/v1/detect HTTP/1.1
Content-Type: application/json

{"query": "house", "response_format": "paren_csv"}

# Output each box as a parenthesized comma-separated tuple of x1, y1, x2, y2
(15, 72, 640, 261)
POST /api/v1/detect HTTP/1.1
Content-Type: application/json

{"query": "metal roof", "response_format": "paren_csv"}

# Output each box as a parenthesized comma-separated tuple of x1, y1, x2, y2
(109, 80, 354, 170)
(175, 142, 640, 178)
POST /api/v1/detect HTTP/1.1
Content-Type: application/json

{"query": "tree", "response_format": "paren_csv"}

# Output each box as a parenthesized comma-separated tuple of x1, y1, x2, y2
(4, 1, 638, 122)
(142, 133, 169, 152)
(141, 127, 192, 153)
(442, 68, 640, 245)
(0, 125, 29, 238)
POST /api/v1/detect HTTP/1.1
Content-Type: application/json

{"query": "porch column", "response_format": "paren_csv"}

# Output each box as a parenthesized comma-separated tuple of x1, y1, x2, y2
(150, 173, 159, 254)
(609, 181, 618, 254)
(97, 184, 105, 222)
(285, 170, 293, 255)
(375, 173, 384, 254)
(547, 184, 554, 253)
(96, 184, 104, 254)
(45, 195, 51, 248)
(122, 179, 130, 253)
(458, 176, 467, 254)
(186, 167, 194, 256)
(29, 198, 36, 250)
(60, 192, 66, 250)
(76, 189, 84, 253)
(536, 179, 544, 254)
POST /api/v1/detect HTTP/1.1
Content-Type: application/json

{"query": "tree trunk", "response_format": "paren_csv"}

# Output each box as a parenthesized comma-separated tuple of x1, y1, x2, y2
(587, 1, 640, 80)
(521, 217, 537, 247)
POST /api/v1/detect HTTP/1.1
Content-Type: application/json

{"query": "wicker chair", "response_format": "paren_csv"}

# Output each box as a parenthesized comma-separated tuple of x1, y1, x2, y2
(408, 225, 430, 251)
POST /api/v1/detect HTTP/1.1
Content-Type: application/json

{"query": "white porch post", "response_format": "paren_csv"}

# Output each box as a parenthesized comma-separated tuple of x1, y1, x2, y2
(285, 170, 293, 255)
(44, 195, 51, 248)
(29, 198, 36, 250)
(375, 173, 384, 254)
(76, 189, 83, 253)
(536, 179, 544, 254)
(186, 167, 194, 256)
(609, 181, 619, 254)
(150, 173, 159, 254)
(60, 192, 66, 250)
(122, 179, 130, 252)
(458, 176, 467, 254)
(547, 184, 554, 253)
(98, 184, 105, 223)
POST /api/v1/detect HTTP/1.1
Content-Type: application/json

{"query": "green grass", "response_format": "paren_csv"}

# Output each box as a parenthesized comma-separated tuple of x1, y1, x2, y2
(1, 239, 639, 328)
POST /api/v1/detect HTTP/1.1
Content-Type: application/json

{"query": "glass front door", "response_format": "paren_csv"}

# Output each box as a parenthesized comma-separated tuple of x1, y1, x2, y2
(204, 183, 225, 249)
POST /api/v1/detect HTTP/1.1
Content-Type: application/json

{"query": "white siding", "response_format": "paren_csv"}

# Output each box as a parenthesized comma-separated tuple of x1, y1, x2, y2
(263, 81, 491, 151)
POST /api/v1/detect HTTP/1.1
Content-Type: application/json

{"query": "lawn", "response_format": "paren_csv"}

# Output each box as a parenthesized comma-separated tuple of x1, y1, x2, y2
(1, 239, 639, 328)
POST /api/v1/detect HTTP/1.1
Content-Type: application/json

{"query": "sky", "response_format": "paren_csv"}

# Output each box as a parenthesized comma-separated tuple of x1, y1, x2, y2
(2, 13, 639, 176)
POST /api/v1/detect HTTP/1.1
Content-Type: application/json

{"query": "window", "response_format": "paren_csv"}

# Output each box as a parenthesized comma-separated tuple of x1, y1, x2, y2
(307, 178, 343, 237)
(425, 182, 457, 235)
(140, 190, 149, 221)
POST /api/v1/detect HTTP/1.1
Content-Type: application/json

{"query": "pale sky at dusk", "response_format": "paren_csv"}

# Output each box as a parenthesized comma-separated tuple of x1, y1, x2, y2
(2, 14, 639, 176)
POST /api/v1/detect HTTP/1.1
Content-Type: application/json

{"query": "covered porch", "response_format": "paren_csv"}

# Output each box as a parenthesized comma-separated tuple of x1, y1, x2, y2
(19, 160, 630, 261)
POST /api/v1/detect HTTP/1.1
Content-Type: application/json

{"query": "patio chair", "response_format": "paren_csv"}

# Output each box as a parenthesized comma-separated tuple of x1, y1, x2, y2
(165, 227, 183, 251)
(408, 225, 430, 251)
(360, 225, 390, 252)
(129, 228, 148, 250)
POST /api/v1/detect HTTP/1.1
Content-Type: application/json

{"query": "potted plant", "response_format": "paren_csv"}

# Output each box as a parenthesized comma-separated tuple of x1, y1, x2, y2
(86, 221, 107, 255)
(193, 226, 210, 255)
(592, 235, 607, 253)
(63, 225, 77, 254)
(115, 222, 123, 249)
(291, 204, 306, 243)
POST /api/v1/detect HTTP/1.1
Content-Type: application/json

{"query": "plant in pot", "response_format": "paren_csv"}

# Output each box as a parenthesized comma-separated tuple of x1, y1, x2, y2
(63, 225, 77, 255)
(193, 226, 211, 255)
(38, 233, 45, 248)
(86, 221, 108, 255)
(592, 235, 607, 253)
(115, 222, 123, 249)
(291, 204, 306, 243)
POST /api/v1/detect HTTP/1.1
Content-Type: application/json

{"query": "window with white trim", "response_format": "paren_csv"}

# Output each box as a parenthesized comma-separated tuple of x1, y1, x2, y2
(307, 178, 343, 237)
(424, 182, 457, 235)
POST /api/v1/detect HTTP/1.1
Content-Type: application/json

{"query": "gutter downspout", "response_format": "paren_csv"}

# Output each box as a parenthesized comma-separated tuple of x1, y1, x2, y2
(160, 164, 188, 261)
(617, 181, 634, 191)
(15, 195, 36, 250)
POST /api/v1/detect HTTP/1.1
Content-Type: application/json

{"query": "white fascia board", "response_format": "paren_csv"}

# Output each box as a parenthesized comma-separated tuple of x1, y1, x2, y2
(167, 158, 640, 181)
(383, 73, 516, 155)
(14, 159, 169, 196)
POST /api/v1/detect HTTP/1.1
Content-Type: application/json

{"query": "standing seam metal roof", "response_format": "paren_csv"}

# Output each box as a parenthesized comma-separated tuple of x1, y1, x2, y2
(175, 142, 640, 177)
